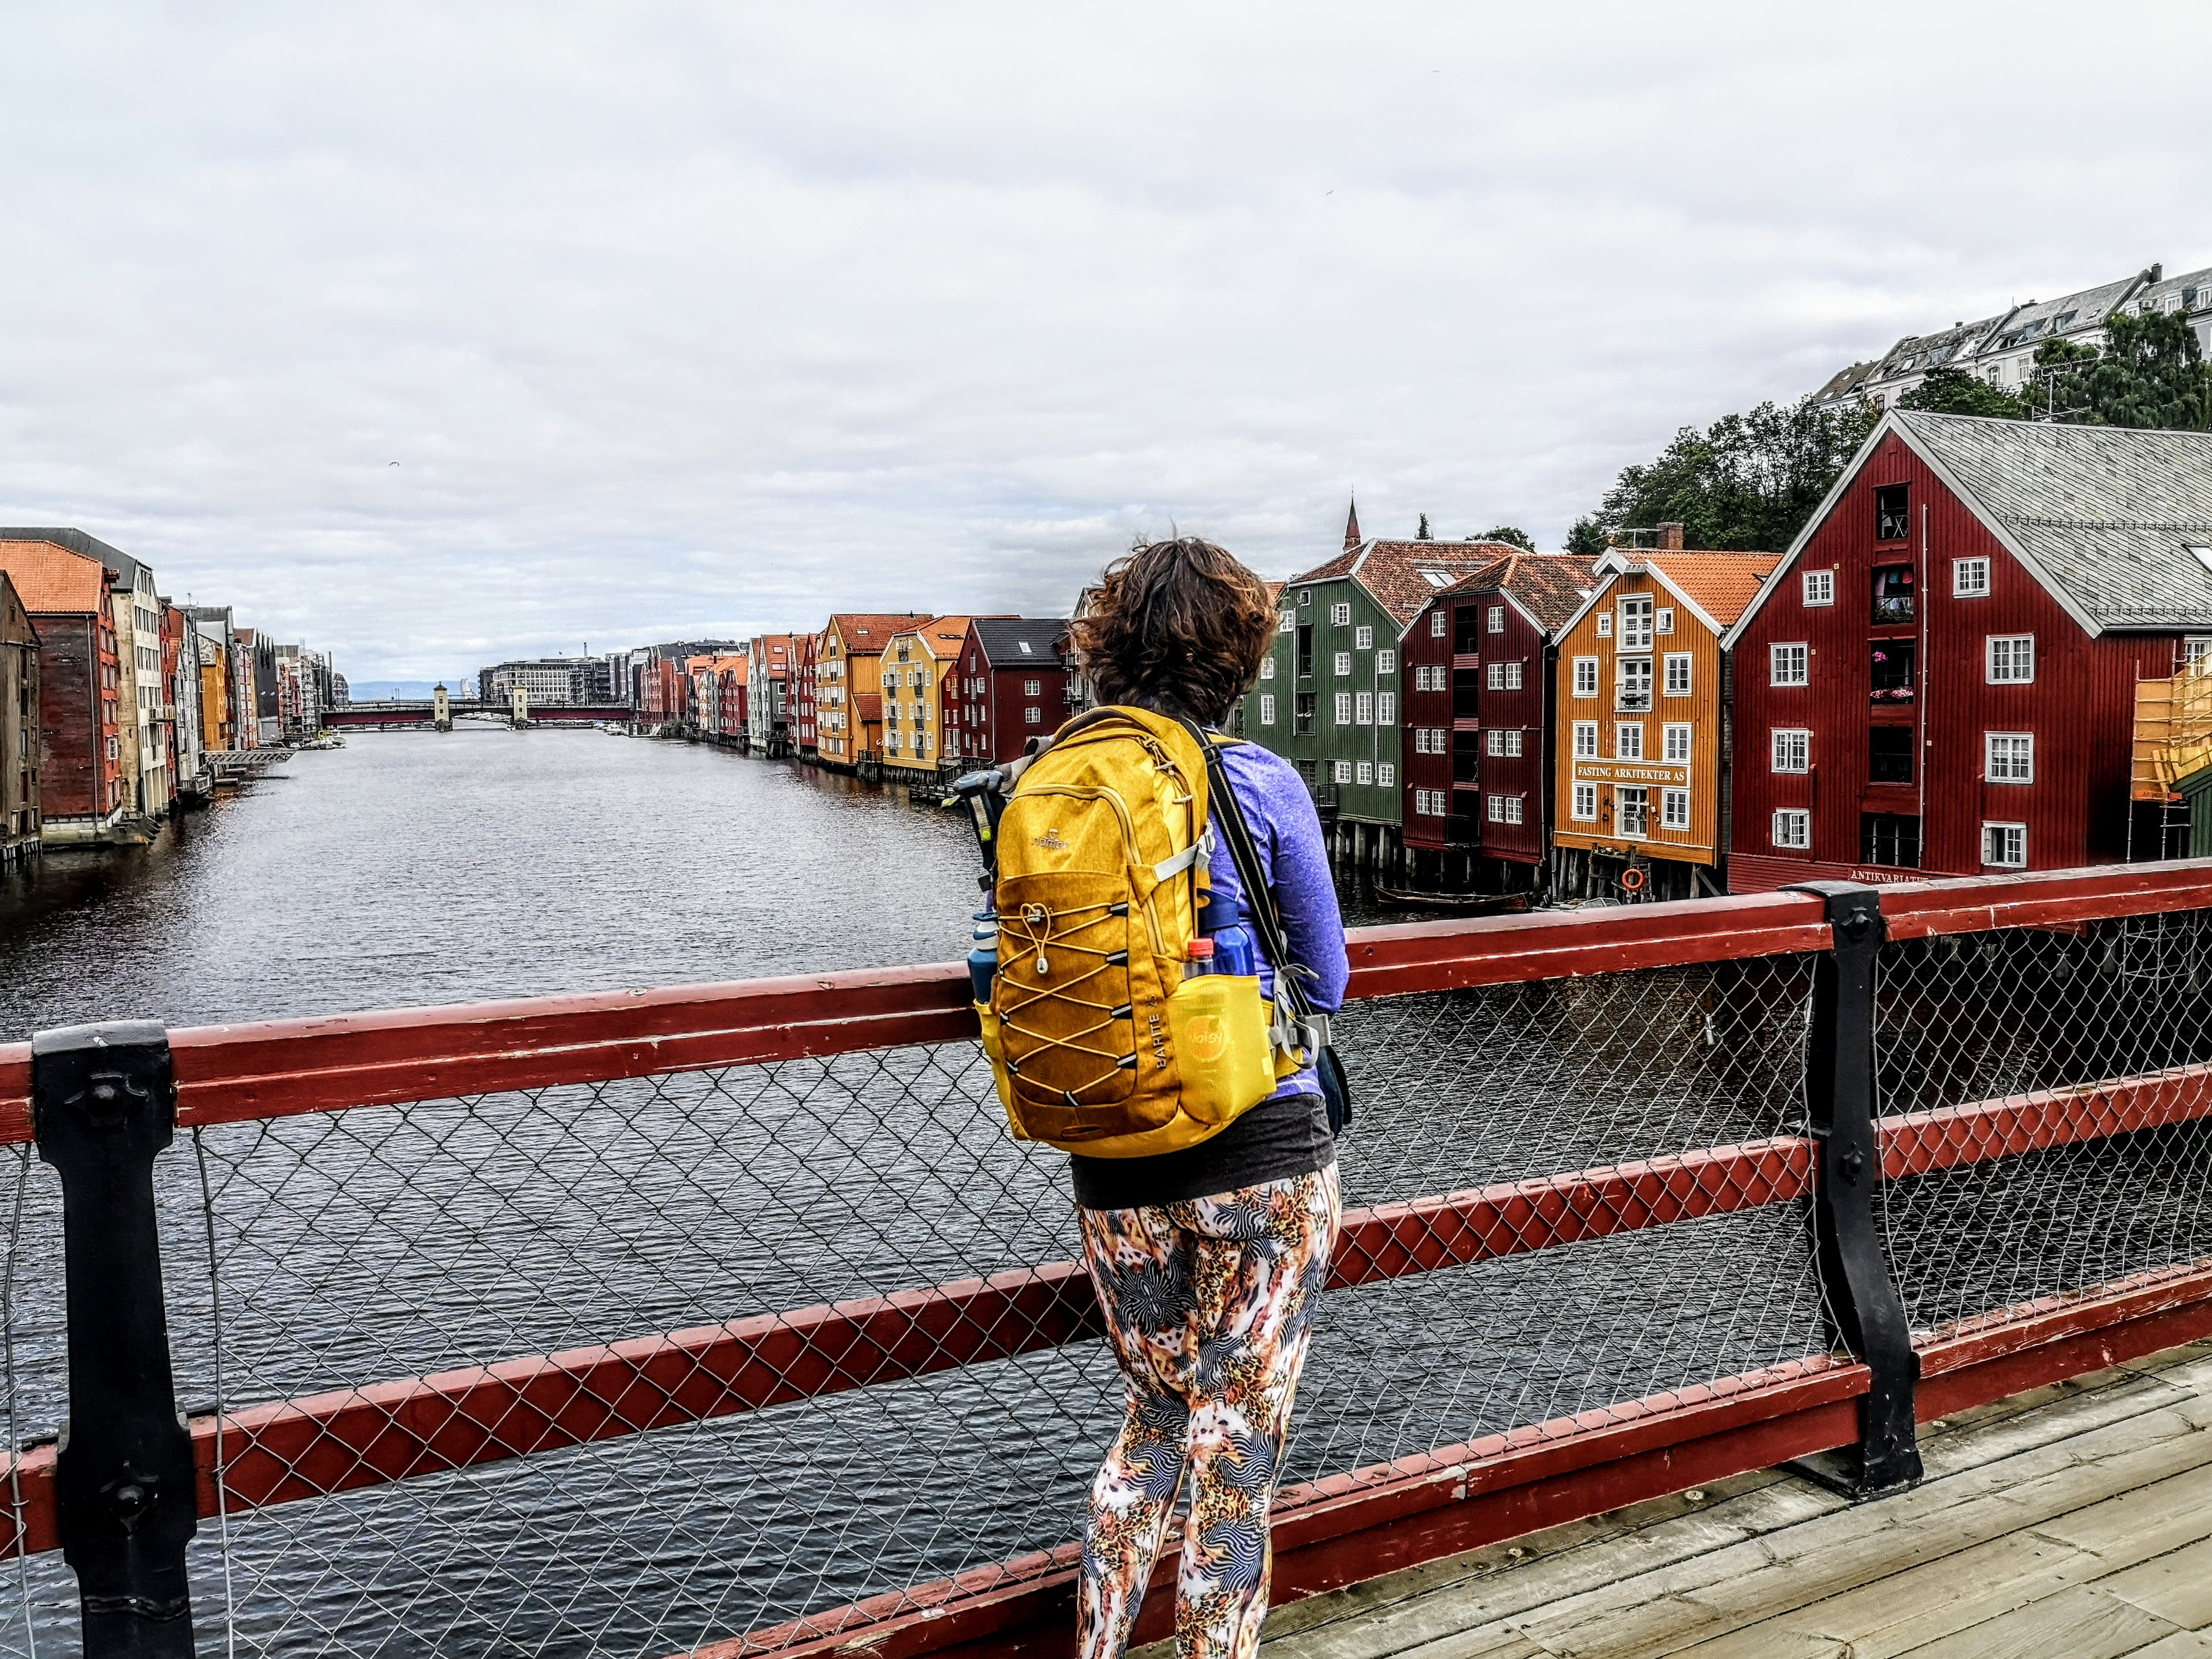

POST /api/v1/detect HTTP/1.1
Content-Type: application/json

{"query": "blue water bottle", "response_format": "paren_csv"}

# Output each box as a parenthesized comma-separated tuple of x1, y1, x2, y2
(1211, 922, 1254, 977)
(968, 910, 999, 1003)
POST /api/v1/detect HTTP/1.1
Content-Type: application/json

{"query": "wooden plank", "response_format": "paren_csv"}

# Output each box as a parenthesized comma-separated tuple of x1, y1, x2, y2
(1491, 1386, 2212, 1659)
(1897, 1586, 2179, 1659)
(1876, 860, 2212, 943)
(2089, 1532, 2212, 1630)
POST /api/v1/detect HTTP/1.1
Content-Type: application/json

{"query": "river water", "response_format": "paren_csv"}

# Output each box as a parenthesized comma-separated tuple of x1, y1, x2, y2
(0, 729, 1006, 1036)
(10, 734, 2164, 1659)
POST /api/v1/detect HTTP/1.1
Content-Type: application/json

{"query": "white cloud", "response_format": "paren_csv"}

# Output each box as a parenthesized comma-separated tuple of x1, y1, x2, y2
(1, 1, 2204, 676)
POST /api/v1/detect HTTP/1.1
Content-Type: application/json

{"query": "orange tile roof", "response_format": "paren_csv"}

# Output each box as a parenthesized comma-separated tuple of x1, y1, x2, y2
(1286, 539, 1527, 627)
(902, 616, 974, 658)
(1638, 551, 1784, 626)
(0, 539, 108, 613)
(832, 612, 934, 646)
(853, 693, 884, 722)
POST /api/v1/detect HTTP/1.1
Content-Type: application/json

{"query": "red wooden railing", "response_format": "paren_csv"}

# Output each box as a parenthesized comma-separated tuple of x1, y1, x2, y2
(5, 862, 2212, 1659)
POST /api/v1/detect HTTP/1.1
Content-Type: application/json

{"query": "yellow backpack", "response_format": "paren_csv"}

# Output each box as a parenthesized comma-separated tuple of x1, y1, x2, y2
(973, 706, 1292, 1157)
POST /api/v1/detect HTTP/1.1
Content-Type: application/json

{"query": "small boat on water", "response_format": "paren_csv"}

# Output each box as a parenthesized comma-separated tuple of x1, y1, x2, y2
(1368, 887, 1531, 914)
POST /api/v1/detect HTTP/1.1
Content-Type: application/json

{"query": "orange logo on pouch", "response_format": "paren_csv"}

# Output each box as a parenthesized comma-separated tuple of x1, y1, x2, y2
(1033, 828, 1070, 852)
(1185, 1014, 1229, 1063)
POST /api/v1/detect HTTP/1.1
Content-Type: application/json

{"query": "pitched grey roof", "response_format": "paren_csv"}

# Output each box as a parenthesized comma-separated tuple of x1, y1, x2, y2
(1896, 411, 2212, 630)
(972, 617, 1068, 666)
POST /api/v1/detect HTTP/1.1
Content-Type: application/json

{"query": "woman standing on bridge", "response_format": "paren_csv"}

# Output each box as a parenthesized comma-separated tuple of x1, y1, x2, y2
(1066, 539, 1349, 1659)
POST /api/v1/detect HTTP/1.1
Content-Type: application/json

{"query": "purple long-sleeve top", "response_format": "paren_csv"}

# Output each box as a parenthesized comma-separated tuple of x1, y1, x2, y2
(1067, 737, 1349, 1212)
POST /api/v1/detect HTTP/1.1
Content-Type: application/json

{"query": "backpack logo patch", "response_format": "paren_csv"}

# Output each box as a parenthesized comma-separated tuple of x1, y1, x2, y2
(1032, 828, 1070, 852)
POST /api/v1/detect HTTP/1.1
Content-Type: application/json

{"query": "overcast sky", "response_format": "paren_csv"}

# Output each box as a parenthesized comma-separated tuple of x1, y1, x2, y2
(2, 5, 2205, 680)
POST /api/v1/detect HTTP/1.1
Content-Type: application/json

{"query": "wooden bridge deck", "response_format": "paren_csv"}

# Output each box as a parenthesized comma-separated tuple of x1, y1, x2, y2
(1239, 1339, 2212, 1659)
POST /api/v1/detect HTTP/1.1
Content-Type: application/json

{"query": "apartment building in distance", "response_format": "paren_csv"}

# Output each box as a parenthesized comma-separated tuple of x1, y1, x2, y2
(1812, 260, 2212, 412)
(879, 616, 971, 785)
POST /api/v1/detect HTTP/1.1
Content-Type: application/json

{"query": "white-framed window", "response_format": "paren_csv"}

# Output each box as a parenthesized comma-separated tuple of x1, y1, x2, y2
(1024, 679, 1042, 696)
(1430, 611, 1447, 637)
(1987, 635, 2035, 683)
(1487, 729, 1505, 756)
(1487, 795, 1504, 823)
(1620, 596, 1654, 650)
(1573, 657, 1599, 697)
(1414, 788, 1438, 816)
(1617, 786, 1649, 838)
(1573, 720, 1599, 758)
(1355, 691, 1375, 725)
(1487, 662, 1504, 690)
(1954, 557, 1990, 598)
(1656, 608, 1674, 634)
(1487, 605, 1505, 634)
(1333, 760, 1353, 783)
(1334, 651, 1352, 676)
(1771, 643, 1809, 686)
(1986, 732, 2034, 783)
(1413, 727, 1431, 754)
(1504, 661, 1524, 690)
(1377, 649, 1396, 675)
(1331, 602, 1352, 626)
(1504, 796, 1524, 824)
(1354, 625, 1373, 649)
(1572, 782, 1598, 821)
(1356, 760, 1374, 784)
(1596, 613, 1613, 637)
(1661, 788, 1691, 829)
(1279, 609, 1295, 634)
(1772, 728, 1811, 772)
(1024, 706, 1042, 725)
(1259, 694, 1276, 725)
(1616, 722, 1644, 760)
(1664, 652, 1692, 696)
(1773, 809, 1811, 850)
(1300, 589, 1311, 608)
(1375, 692, 1395, 723)
(1982, 821, 2027, 868)
(1260, 657, 1276, 680)
(1334, 692, 1353, 724)
(1663, 723, 1692, 763)
(1803, 571, 1834, 606)
(1377, 763, 1394, 787)
(1503, 729, 1523, 757)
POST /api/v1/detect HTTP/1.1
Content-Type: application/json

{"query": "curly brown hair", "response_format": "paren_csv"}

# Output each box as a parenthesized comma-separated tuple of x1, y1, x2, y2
(1071, 537, 1276, 728)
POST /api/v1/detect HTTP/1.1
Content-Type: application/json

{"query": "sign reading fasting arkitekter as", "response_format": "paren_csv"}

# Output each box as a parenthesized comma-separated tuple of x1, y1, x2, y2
(1571, 759, 1692, 789)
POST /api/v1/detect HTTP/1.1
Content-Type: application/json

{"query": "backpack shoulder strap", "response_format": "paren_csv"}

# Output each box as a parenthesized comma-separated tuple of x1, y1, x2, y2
(1177, 719, 1318, 1029)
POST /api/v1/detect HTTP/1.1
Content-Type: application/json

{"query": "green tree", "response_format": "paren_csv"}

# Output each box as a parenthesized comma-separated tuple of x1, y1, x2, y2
(1565, 516, 1608, 556)
(1415, 513, 1433, 541)
(1898, 366, 2028, 420)
(2032, 308, 2212, 430)
(1478, 524, 1536, 551)
(1578, 395, 1879, 553)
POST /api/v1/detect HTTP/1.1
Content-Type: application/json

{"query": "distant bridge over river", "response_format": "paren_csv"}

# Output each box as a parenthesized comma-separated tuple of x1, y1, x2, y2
(324, 700, 633, 729)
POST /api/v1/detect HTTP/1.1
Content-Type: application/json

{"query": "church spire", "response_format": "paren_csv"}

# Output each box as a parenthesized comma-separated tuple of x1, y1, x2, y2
(1343, 495, 1362, 552)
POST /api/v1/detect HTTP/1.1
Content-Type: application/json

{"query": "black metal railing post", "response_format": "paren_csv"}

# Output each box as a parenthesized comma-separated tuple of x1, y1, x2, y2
(31, 1021, 199, 1656)
(1787, 882, 1923, 1497)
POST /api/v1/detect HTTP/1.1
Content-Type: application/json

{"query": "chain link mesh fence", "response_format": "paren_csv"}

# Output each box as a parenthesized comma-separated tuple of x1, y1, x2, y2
(1876, 908, 2212, 1342)
(0, 899, 2201, 1658)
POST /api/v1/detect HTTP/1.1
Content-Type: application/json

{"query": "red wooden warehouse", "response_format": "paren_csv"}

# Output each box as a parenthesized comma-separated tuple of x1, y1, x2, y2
(950, 618, 1067, 765)
(1400, 552, 1597, 890)
(1723, 411, 2212, 891)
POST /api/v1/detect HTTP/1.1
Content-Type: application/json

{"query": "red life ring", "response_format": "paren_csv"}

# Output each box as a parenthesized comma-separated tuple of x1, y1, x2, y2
(1620, 866, 1647, 893)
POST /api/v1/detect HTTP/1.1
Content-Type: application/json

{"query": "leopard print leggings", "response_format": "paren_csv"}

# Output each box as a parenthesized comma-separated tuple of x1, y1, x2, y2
(1075, 1164, 1340, 1659)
